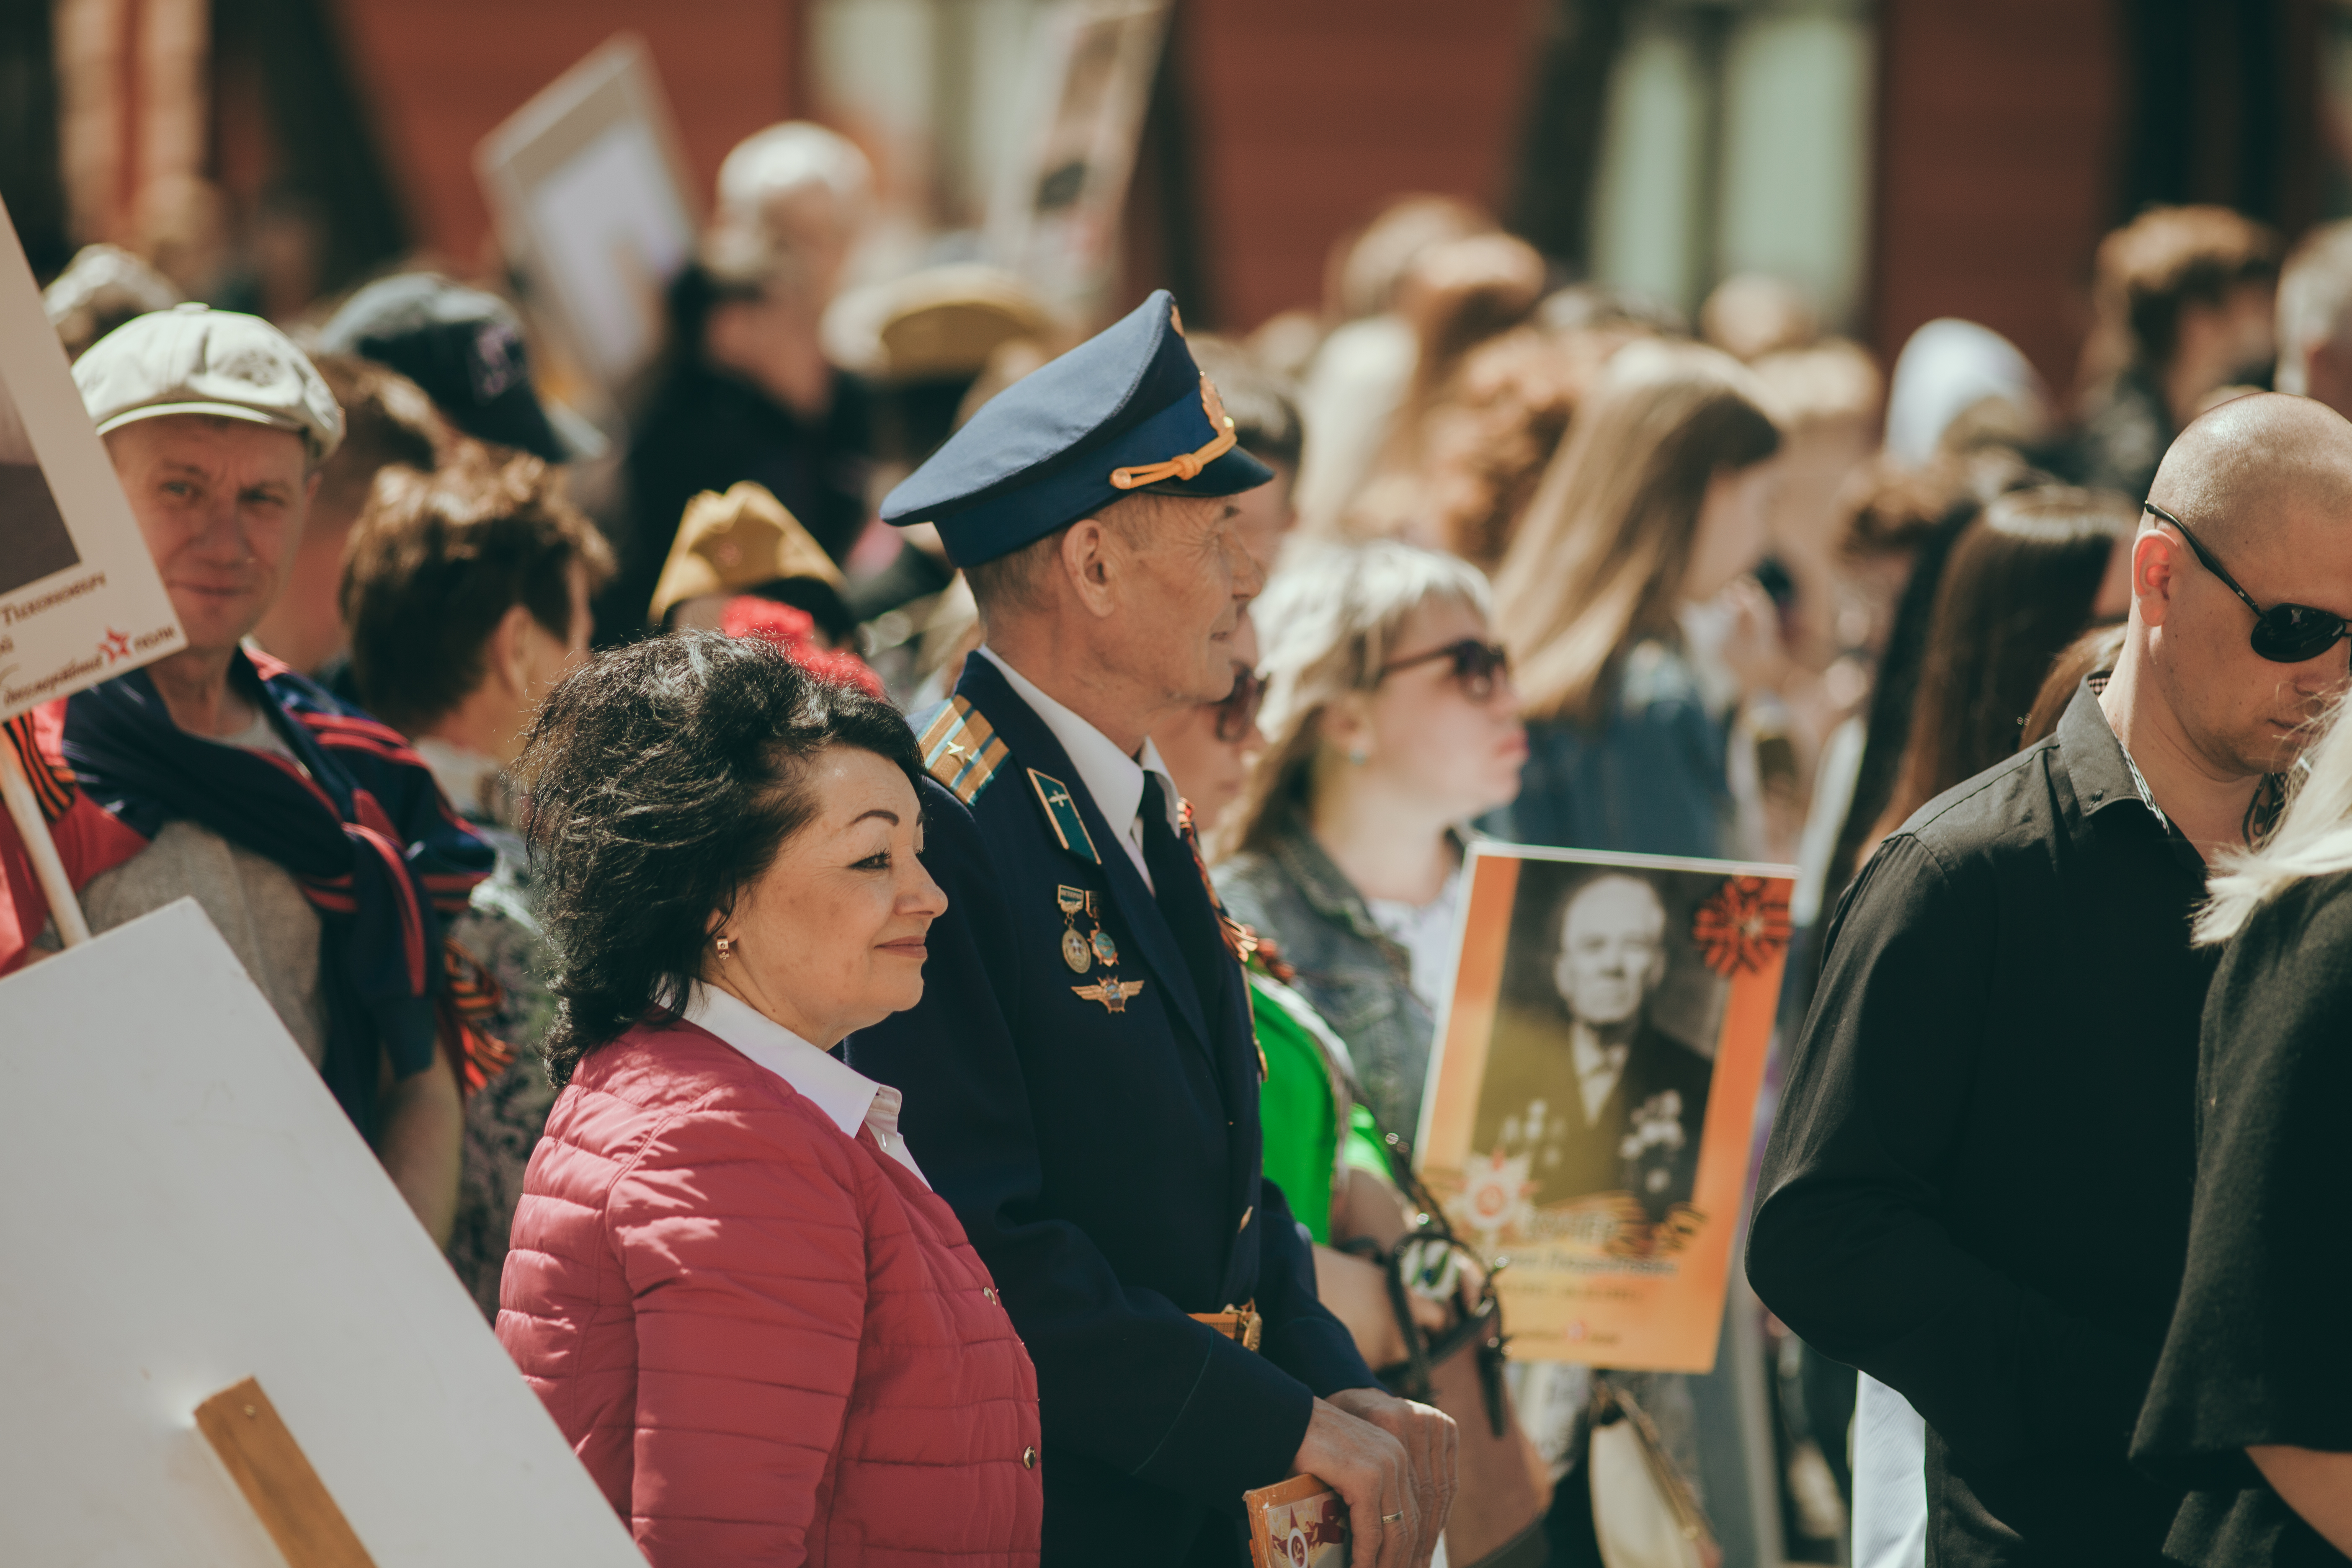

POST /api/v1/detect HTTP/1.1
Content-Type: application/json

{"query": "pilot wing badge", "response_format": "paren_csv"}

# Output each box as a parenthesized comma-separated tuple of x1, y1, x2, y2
(1071, 977, 1147, 1014)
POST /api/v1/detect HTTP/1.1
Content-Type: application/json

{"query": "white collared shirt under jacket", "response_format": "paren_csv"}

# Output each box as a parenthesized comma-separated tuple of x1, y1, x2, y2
(975, 645, 1179, 892)
(683, 983, 928, 1186)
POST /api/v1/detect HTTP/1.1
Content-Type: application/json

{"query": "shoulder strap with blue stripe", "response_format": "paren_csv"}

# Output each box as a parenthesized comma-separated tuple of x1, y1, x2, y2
(915, 696, 1010, 805)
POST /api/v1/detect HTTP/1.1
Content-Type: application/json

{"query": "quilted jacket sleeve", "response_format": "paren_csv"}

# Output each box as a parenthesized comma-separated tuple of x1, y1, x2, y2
(609, 1101, 869, 1565)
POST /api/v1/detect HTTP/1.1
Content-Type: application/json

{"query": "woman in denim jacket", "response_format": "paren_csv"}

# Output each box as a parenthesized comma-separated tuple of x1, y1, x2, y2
(1212, 541, 1526, 1146)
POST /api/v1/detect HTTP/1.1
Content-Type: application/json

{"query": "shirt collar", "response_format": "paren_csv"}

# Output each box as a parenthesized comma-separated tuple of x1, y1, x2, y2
(412, 736, 507, 825)
(1266, 803, 1457, 959)
(1572, 1031, 1629, 1078)
(2056, 676, 2151, 818)
(2056, 676, 2208, 875)
(975, 645, 1177, 833)
(682, 983, 926, 1183)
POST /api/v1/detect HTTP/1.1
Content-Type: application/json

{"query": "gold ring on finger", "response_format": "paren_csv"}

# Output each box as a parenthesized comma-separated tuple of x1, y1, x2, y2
(1381, 1510, 1406, 1525)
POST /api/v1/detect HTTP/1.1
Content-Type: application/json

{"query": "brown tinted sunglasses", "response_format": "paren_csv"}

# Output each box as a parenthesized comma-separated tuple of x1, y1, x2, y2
(1214, 664, 1266, 743)
(1377, 638, 1511, 701)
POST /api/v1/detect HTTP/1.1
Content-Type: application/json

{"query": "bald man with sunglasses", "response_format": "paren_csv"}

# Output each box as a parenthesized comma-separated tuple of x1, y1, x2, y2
(1749, 393, 2352, 1568)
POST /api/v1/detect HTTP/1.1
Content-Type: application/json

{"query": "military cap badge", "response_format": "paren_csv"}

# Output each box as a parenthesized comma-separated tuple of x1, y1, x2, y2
(875, 288, 1275, 568)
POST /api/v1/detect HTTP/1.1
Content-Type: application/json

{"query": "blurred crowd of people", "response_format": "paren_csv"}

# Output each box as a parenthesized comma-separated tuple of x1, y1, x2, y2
(10, 109, 2352, 1568)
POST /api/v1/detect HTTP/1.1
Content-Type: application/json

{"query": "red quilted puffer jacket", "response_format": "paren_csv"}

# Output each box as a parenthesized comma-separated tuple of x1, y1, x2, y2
(497, 1015, 1043, 1566)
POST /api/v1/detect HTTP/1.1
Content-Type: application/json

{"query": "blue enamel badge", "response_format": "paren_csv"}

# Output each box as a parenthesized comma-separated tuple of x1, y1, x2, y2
(1027, 769, 1101, 864)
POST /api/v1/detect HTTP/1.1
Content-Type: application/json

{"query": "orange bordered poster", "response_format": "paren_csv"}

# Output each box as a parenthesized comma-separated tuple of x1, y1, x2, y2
(1414, 843, 1794, 1373)
(1244, 1473, 1349, 1568)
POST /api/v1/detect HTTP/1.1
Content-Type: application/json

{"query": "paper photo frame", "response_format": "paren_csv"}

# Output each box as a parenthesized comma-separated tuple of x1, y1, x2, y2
(0, 196, 182, 722)
(476, 34, 699, 416)
(983, 0, 1171, 321)
(0, 900, 642, 1565)
(1416, 843, 1795, 1373)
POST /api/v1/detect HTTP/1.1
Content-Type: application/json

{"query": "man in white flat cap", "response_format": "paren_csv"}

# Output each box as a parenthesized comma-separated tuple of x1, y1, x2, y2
(28, 304, 496, 1241)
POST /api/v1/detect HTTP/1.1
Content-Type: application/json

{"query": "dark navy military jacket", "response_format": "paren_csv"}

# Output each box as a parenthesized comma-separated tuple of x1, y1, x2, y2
(848, 654, 1372, 1564)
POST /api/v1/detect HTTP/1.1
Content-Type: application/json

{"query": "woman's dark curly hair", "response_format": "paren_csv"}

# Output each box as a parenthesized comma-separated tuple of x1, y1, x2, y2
(514, 631, 923, 1087)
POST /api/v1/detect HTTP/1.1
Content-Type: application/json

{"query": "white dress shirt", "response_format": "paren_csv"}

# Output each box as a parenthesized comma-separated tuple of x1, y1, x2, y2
(683, 983, 928, 1186)
(975, 645, 1178, 892)
(412, 735, 505, 823)
(1851, 1372, 1929, 1568)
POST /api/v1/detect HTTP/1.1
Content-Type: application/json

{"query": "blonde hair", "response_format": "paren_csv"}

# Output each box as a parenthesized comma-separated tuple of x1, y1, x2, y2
(1749, 338, 1883, 433)
(2276, 219, 2352, 397)
(1225, 540, 1492, 859)
(1493, 340, 1781, 722)
(2195, 694, 2348, 944)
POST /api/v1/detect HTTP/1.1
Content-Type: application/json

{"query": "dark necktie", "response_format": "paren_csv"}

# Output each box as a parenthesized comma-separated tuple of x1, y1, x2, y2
(1138, 772, 1230, 1022)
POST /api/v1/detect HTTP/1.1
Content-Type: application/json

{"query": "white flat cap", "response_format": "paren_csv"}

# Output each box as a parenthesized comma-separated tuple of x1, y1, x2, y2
(74, 302, 344, 464)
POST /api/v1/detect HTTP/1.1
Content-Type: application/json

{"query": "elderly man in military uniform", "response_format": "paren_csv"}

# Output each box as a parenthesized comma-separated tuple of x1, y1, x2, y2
(848, 292, 1456, 1568)
(1473, 873, 1714, 1222)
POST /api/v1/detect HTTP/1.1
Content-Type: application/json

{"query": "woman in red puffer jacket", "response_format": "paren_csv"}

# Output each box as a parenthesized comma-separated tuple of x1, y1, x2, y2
(496, 634, 1041, 1566)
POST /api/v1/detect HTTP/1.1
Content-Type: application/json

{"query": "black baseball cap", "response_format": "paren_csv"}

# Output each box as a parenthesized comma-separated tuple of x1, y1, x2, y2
(318, 273, 605, 464)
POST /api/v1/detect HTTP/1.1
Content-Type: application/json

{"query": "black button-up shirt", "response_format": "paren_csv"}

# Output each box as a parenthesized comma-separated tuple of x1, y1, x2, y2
(1748, 682, 2215, 1565)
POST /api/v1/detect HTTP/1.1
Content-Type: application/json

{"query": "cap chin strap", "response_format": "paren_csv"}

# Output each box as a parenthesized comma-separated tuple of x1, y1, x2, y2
(1108, 374, 1238, 490)
(1108, 423, 1235, 490)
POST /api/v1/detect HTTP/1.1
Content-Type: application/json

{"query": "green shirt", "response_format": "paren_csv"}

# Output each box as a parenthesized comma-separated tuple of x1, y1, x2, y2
(1251, 969, 1393, 1243)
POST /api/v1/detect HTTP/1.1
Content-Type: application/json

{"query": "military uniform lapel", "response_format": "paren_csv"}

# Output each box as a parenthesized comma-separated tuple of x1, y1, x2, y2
(953, 658, 1215, 1054)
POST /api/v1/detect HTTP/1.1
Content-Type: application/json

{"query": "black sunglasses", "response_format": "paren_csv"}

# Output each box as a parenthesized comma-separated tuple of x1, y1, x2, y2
(1377, 638, 1511, 701)
(1213, 663, 1265, 743)
(2145, 502, 2352, 664)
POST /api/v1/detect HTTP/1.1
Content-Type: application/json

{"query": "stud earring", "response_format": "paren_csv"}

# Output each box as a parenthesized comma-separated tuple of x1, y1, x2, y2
(1348, 746, 1369, 766)
(714, 934, 735, 960)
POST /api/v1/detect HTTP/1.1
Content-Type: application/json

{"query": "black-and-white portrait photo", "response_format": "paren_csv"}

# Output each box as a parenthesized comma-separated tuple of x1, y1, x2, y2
(0, 369, 77, 598)
(1468, 864, 1730, 1223)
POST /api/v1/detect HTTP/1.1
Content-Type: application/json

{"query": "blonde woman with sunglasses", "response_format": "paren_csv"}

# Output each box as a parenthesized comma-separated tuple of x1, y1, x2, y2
(1213, 540, 1526, 1151)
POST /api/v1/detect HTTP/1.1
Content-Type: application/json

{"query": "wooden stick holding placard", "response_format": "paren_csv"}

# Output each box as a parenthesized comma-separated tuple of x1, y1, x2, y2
(193, 1377, 379, 1568)
(0, 738, 89, 946)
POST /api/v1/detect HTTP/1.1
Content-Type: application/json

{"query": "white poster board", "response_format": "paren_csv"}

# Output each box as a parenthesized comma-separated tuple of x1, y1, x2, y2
(0, 900, 642, 1567)
(0, 197, 182, 722)
(984, 0, 1171, 325)
(476, 34, 700, 415)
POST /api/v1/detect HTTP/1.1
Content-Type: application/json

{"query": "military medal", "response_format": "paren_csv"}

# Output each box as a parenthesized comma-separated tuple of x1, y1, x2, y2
(1057, 885, 1093, 974)
(1055, 884, 1143, 1014)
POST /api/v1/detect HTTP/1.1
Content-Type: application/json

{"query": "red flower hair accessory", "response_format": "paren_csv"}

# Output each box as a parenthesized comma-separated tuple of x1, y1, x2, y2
(718, 596, 886, 699)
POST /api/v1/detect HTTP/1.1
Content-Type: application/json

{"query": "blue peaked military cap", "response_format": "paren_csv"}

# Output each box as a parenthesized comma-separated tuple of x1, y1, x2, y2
(879, 289, 1275, 566)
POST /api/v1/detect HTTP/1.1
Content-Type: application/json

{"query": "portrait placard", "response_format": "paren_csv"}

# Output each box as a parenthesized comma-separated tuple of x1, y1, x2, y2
(1416, 844, 1794, 1373)
(476, 34, 699, 415)
(0, 900, 643, 1565)
(0, 196, 183, 721)
(983, 0, 1171, 324)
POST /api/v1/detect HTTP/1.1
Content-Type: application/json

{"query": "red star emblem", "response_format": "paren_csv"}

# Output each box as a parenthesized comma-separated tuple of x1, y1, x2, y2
(98, 627, 132, 663)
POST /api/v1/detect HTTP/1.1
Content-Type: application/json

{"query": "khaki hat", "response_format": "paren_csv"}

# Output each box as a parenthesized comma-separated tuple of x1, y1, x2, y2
(822, 264, 1052, 382)
(878, 267, 1051, 382)
(649, 482, 845, 627)
(74, 302, 344, 464)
